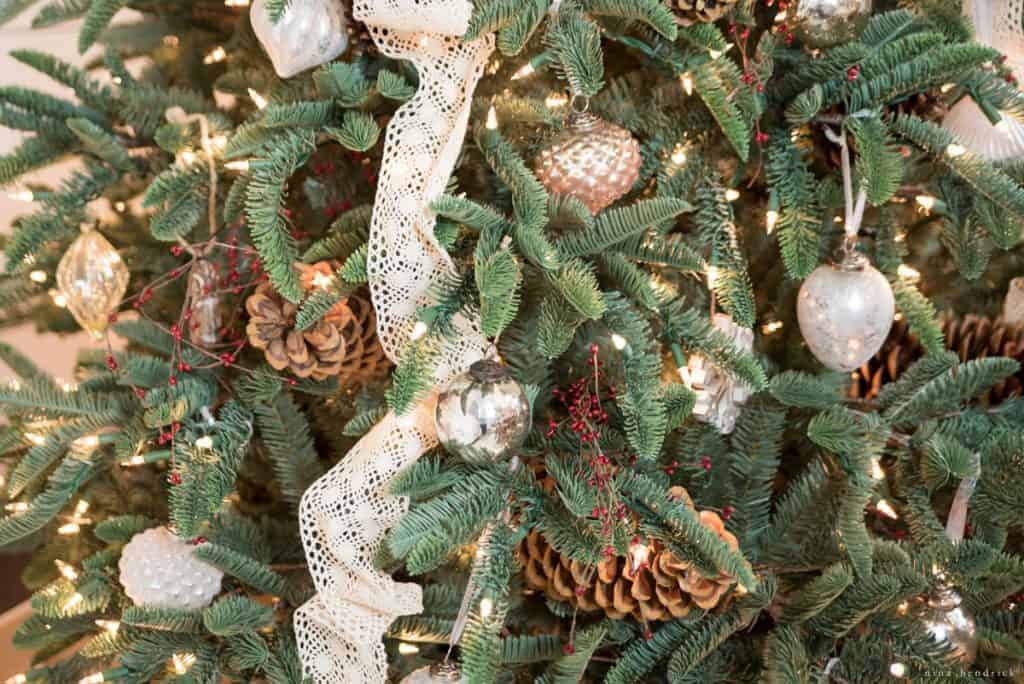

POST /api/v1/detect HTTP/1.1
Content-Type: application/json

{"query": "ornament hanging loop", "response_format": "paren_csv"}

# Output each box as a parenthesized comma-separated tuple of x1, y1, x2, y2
(570, 93, 590, 115)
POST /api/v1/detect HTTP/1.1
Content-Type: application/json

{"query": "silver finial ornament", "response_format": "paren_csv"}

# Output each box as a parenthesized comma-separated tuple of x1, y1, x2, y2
(251, 0, 349, 78)
(790, 0, 873, 48)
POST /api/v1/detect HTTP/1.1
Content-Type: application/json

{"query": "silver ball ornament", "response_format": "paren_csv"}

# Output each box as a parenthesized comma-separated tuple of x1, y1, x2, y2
(251, 0, 349, 79)
(797, 252, 894, 373)
(400, 662, 465, 683)
(920, 586, 978, 665)
(118, 527, 223, 610)
(534, 110, 641, 215)
(790, 0, 873, 48)
(434, 359, 531, 464)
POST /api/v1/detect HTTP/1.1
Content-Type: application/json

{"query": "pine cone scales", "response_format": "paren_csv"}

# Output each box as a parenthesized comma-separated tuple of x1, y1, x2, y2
(520, 491, 741, 621)
(665, 0, 737, 25)
(246, 283, 347, 380)
(851, 314, 1024, 403)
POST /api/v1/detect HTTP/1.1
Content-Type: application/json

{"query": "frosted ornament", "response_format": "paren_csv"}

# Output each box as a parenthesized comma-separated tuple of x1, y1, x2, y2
(919, 585, 978, 665)
(56, 227, 129, 339)
(535, 108, 642, 215)
(435, 358, 531, 464)
(118, 527, 223, 610)
(797, 251, 895, 373)
(942, 0, 1024, 162)
(251, 0, 349, 79)
(400, 662, 465, 683)
(790, 0, 872, 48)
(684, 313, 754, 434)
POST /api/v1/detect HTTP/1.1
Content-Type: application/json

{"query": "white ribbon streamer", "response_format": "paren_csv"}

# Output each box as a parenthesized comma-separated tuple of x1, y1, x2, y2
(294, 1, 493, 681)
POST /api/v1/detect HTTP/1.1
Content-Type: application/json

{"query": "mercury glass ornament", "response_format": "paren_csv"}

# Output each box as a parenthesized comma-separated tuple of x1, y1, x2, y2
(56, 227, 129, 339)
(400, 662, 465, 683)
(251, 0, 349, 79)
(797, 251, 894, 373)
(920, 585, 978, 665)
(118, 527, 223, 610)
(790, 0, 872, 48)
(186, 258, 221, 347)
(684, 313, 754, 434)
(534, 110, 641, 215)
(434, 358, 531, 464)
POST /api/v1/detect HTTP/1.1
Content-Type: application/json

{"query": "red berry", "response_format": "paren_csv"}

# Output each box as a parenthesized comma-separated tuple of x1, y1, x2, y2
(107, 312, 118, 324)
(757, 83, 765, 93)
(168, 375, 178, 386)
(287, 378, 298, 386)
(190, 536, 207, 545)
(643, 628, 654, 641)
(563, 644, 575, 655)
(171, 245, 183, 256)
(178, 362, 192, 373)
(590, 343, 599, 355)
(756, 131, 770, 145)
(847, 65, 860, 81)
(134, 388, 146, 399)
(105, 355, 118, 371)
(169, 472, 182, 485)
(575, 585, 586, 596)
(722, 505, 735, 520)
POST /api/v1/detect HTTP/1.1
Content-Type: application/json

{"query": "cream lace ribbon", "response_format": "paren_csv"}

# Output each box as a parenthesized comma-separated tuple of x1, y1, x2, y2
(294, 2, 492, 682)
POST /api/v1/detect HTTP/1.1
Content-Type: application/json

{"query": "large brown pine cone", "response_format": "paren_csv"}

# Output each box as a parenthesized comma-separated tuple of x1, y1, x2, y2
(246, 283, 347, 381)
(519, 488, 742, 622)
(665, 0, 737, 25)
(850, 314, 1024, 403)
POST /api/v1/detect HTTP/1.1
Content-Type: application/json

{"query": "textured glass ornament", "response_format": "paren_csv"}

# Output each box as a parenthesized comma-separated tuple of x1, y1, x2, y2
(534, 110, 641, 214)
(942, 0, 1024, 161)
(118, 527, 224, 610)
(187, 259, 221, 347)
(683, 313, 754, 434)
(797, 251, 894, 373)
(400, 662, 465, 683)
(790, 0, 872, 48)
(919, 585, 978, 665)
(434, 358, 531, 464)
(251, 0, 349, 79)
(56, 228, 129, 339)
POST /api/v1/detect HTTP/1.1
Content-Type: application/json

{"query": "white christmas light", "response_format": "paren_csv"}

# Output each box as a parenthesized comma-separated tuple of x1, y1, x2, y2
(479, 598, 494, 618)
(225, 0, 250, 5)
(55, 559, 78, 581)
(25, 432, 46, 446)
(195, 435, 214, 450)
(397, 642, 420, 655)
(511, 63, 535, 80)
(121, 455, 146, 466)
(5, 502, 29, 513)
(889, 662, 908, 677)
(410, 321, 428, 341)
(761, 320, 784, 335)
(871, 459, 885, 480)
(671, 144, 687, 165)
(680, 72, 694, 95)
(8, 191, 34, 202)
(611, 333, 627, 350)
(78, 673, 105, 684)
(915, 195, 936, 211)
(172, 653, 196, 675)
(709, 48, 724, 59)
(725, 188, 740, 201)
(6, 674, 26, 684)
(545, 92, 568, 109)
(203, 46, 227, 64)
(63, 592, 84, 611)
(225, 160, 250, 172)
(765, 209, 779, 234)
(247, 88, 268, 110)
(486, 105, 498, 130)
(58, 522, 82, 535)
(946, 143, 967, 158)
(311, 272, 333, 290)
(95, 619, 120, 635)
(876, 499, 899, 519)
(29, 270, 47, 283)
(898, 264, 921, 283)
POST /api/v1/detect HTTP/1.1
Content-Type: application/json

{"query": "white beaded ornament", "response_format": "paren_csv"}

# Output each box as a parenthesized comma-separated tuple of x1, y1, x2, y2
(118, 527, 223, 610)
(942, 0, 1024, 161)
(251, 0, 349, 78)
(294, 1, 493, 682)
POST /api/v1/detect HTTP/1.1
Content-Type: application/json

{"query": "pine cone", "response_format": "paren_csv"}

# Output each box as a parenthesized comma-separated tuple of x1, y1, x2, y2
(850, 314, 1024, 404)
(245, 283, 347, 381)
(519, 487, 742, 621)
(665, 0, 737, 25)
(888, 89, 948, 123)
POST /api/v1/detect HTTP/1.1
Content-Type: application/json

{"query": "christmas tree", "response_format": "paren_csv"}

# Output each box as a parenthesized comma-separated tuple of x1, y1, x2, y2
(2, 0, 1024, 682)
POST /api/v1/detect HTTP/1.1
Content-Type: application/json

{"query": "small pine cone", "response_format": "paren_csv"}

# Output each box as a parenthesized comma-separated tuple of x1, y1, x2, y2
(245, 283, 347, 381)
(328, 295, 391, 384)
(519, 488, 742, 621)
(665, 0, 737, 25)
(887, 89, 948, 123)
(851, 313, 1024, 404)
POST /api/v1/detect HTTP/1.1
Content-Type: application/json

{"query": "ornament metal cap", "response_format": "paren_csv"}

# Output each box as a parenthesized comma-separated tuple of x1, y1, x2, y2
(467, 358, 508, 383)
(429, 662, 462, 680)
(831, 240, 868, 272)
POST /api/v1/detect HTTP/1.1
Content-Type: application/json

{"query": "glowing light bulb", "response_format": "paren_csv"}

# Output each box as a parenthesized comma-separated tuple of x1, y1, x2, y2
(889, 662, 908, 677)
(871, 459, 885, 480)
(195, 435, 214, 449)
(63, 592, 84, 611)
(765, 209, 779, 234)
(875, 499, 898, 519)
(203, 46, 227, 64)
(725, 189, 740, 201)
(5, 502, 29, 513)
(75, 435, 100, 449)
(6, 674, 27, 684)
(511, 63, 535, 80)
(706, 265, 720, 288)
(611, 333, 627, 350)
(78, 673, 105, 684)
(58, 522, 82, 535)
(940, 83, 956, 93)
(479, 598, 494, 618)
(680, 72, 694, 95)
(760, 320, 783, 334)
(179, 150, 198, 165)
(121, 455, 146, 466)
(9, 191, 34, 202)
(25, 432, 46, 446)
(247, 88, 268, 110)
(709, 49, 723, 59)
(671, 144, 687, 165)
(545, 92, 569, 109)
(225, 0, 250, 6)
(398, 642, 420, 655)
(95, 619, 120, 635)
(75, 500, 90, 516)
(915, 195, 936, 211)
(172, 653, 196, 675)
(486, 105, 499, 130)
(225, 160, 250, 172)
(897, 264, 920, 282)
(946, 143, 967, 157)
(410, 321, 428, 341)
(55, 559, 78, 581)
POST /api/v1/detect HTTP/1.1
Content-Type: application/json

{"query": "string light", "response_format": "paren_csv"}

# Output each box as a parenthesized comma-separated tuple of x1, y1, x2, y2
(761, 320, 783, 335)
(4, 502, 29, 513)
(410, 321, 428, 341)
(397, 642, 420, 655)
(195, 435, 214, 449)
(162, 35, 180, 47)
(95, 619, 120, 635)
(897, 264, 921, 283)
(113, 201, 127, 212)
(871, 459, 885, 480)
(940, 82, 956, 93)
(479, 598, 494, 618)
(225, 160, 250, 172)
(50, 288, 67, 307)
(78, 674, 105, 684)
(179, 150, 198, 165)
(224, 0, 250, 6)
(610, 333, 627, 351)
(670, 144, 687, 165)
(889, 662, 908, 677)
(25, 432, 46, 446)
(875, 499, 899, 519)
(765, 209, 779, 234)
(55, 559, 78, 581)
(5, 674, 26, 684)
(680, 72, 694, 95)
(8, 190, 34, 202)
(75, 435, 100, 450)
(58, 522, 82, 535)
(247, 88, 268, 110)
(915, 195, 936, 211)
(63, 592, 84, 611)
(486, 105, 499, 130)
(545, 92, 569, 109)
(121, 454, 146, 466)
(203, 46, 227, 64)
(946, 143, 967, 158)
(172, 653, 196, 675)
(725, 188, 740, 201)
(709, 48, 724, 59)
(706, 265, 720, 289)
(511, 63, 535, 80)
